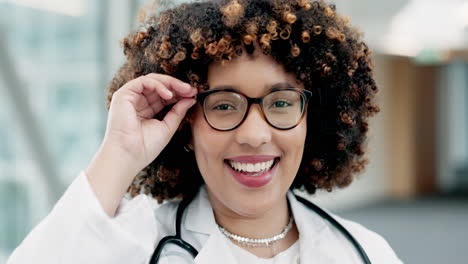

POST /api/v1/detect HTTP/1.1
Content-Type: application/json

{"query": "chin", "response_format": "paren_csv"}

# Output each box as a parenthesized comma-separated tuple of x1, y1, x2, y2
(226, 186, 284, 216)
(206, 161, 292, 216)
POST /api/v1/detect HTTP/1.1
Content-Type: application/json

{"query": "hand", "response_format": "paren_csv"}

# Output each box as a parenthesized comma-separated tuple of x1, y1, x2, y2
(104, 73, 197, 174)
(85, 73, 197, 217)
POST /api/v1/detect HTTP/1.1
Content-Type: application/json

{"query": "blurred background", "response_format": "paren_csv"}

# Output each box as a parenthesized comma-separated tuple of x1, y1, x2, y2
(0, 0, 467, 263)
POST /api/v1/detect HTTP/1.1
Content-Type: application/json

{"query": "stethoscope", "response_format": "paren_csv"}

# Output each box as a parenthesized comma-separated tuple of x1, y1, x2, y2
(150, 193, 372, 264)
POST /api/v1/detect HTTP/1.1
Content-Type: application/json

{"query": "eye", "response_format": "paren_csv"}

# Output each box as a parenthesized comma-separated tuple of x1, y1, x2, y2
(213, 103, 236, 111)
(271, 100, 292, 108)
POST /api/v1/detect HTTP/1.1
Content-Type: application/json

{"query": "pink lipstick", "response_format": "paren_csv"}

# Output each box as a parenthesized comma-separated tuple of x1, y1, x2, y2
(224, 156, 280, 188)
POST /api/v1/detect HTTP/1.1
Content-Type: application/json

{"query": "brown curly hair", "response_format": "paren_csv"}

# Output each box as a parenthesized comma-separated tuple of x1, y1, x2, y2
(106, 0, 380, 203)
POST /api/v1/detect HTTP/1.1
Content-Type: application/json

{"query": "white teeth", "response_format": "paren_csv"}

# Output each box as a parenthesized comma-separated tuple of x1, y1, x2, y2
(228, 159, 275, 174)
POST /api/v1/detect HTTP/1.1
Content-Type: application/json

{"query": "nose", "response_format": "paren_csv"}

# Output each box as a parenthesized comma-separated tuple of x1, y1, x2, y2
(234, 104, 272, 148)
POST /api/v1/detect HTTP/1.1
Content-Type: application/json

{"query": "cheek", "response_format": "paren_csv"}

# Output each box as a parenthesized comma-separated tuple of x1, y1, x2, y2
(191, 106, 229, 169)
(191, 105, 208, 145)
(191, 109, 209, 156)
(278, 117, 307, 172)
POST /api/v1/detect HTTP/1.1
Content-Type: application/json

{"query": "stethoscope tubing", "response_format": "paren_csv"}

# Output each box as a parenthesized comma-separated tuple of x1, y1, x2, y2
(150, 198, 198, 263)
(150, 194, 371, 264)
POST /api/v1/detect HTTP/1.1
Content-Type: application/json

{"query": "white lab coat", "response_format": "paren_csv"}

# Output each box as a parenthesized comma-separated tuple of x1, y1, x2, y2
(7, 171, 403, 264)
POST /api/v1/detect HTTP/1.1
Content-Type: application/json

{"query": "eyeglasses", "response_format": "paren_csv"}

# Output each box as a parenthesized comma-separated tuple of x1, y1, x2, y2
(195, 87, 313, 131)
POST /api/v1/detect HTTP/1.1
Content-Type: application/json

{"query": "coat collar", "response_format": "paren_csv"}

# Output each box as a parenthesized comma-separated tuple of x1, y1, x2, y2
(183, 186, 350, 263)
(183, 185, 237, 264)
(184, 185, 217, 235)
(287, 191, 338, 263)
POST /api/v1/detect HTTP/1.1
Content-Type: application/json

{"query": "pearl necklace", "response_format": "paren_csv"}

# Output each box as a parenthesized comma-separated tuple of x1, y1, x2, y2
(217, 216, 294, 247)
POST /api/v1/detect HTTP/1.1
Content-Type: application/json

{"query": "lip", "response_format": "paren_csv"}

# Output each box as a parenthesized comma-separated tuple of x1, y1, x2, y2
(224, 155, 280, 164)
(224, 157, 280, 188)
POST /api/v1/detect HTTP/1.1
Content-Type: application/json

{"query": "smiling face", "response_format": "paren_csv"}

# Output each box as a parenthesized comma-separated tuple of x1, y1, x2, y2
(190, 49, 308, 217)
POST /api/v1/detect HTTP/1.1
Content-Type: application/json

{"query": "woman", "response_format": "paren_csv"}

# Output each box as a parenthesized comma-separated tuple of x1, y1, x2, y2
(8, 0, 402, 263)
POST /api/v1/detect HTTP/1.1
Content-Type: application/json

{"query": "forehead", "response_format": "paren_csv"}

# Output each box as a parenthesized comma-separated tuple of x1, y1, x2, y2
(207, 50, 303, 91)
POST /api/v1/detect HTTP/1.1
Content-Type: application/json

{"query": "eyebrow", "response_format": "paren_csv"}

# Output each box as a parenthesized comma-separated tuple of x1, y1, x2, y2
(210, 82, 294, 92)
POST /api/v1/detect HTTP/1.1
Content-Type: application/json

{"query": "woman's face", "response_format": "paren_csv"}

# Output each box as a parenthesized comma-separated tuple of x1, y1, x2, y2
(191, 49, 307, 217)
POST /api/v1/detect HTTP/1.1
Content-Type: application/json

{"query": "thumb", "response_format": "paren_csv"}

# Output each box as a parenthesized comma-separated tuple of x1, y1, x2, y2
(161, 98, 197, 135)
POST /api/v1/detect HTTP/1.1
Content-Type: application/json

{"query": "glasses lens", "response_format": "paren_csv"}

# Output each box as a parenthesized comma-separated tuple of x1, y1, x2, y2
(263, 90, 304, 128)
(204, 91, 247, 130)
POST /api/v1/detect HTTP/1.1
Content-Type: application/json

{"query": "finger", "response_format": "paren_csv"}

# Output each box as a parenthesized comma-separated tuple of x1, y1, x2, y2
(144, 82, 197, 115)
(145, 73, 196, 97)
(135, 95, 158, 118)
(146, 89, 197, 110)
(141, 75, 195, 108)
(134, 96, 150, 113)
(160, 98, 197, 134)
(140, 76, 173, 100)
(137, 105, 157, 119)
(121, 76, 173, 112)
(118, 76, 150, 95)
(138, 93, 195, 119)
(119, 75, 172, 102)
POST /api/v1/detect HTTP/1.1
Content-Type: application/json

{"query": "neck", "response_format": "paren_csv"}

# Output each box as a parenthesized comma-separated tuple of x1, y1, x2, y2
(208, 192, 291, 240)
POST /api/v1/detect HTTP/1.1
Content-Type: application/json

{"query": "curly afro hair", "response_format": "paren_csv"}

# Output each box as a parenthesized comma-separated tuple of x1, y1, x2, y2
(106, 0, 380, 203)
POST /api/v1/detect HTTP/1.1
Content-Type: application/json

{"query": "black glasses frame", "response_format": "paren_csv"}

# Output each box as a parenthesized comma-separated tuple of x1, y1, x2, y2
(195, 87, 313, 131)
